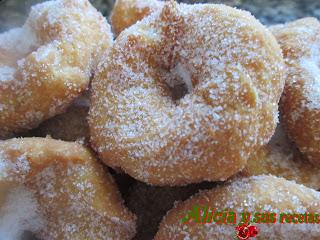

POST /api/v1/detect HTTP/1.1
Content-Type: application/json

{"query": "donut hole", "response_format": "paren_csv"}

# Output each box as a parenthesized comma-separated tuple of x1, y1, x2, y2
(22, 231, 39, 240)
(170, 83, 189, 101)
(164, 63, 193, 101)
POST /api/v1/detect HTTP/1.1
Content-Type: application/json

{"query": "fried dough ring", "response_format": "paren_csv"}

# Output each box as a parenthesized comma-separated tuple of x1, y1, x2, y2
(0, 138, 136, 240)
(0, 0, 113, 138)
(155, 175, 320, 239)
(270, 18, 320, 166)
(89, 2, 284, 185)
(241, 124, 320, 190)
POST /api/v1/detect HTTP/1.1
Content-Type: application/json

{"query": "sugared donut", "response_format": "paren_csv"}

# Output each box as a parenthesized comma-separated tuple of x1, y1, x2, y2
(270, 18, 320, 166)
(0, 0, 113, 138)
(89, 1, 285, 185)
(0, 138, 136, 240)
(155, 175, 320, 239)
(241, 124, 320, 190)
(110, 0, 163, 36)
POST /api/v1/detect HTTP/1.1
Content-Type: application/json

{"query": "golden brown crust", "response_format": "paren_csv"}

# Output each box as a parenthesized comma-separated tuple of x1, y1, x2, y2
(270, 18, 320, 166)
(241, 124, 320, 190)
(89, 2, 285, 185)
(0, 0, 113, 138)
(110, 0, 163, 36)
(155, 175, 320, 239)
(0, 138, 136, 240)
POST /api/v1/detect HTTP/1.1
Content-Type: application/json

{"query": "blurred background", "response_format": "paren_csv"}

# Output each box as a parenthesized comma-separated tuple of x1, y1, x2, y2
(1, 0, 320, 32)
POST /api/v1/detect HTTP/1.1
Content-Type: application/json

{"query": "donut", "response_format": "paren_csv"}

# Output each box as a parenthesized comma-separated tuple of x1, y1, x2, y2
(110, 0, 163, 36)
(0, 0, 113, 138)
(241, 124, 320, 190)
(0, 138, 136, 240)
(89, 1, 285, 185)
(270, 18, 320, 166)
(155, 175, 320, 239)
(24, 93, 90, 143)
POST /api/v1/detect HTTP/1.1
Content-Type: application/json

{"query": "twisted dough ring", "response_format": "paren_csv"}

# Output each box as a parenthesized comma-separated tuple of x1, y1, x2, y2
(155, 175, 320, 239)
(89, 2, 284, 185)
(270, 18, 320, 166)
(0, 0, 113, 138)
(0, 138, 136, 240)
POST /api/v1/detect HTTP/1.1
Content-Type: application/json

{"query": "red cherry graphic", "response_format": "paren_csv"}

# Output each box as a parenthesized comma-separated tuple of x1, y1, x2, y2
(236, 225, 250, 240)
(248, 225, 259, 237)
(235, 224, 259, 240)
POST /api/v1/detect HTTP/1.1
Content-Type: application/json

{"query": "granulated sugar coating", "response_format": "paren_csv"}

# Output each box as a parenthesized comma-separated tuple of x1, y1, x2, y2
(0, 0, 113, 138)
(0, 138, 136, 240)
(89, 1, 285, 186)
(155, 175, 320, 240)
(271, 18, 320, 167)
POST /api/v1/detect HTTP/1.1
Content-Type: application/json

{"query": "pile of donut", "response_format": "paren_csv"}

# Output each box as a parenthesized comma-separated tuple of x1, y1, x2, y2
(0, 0, 319, 239)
